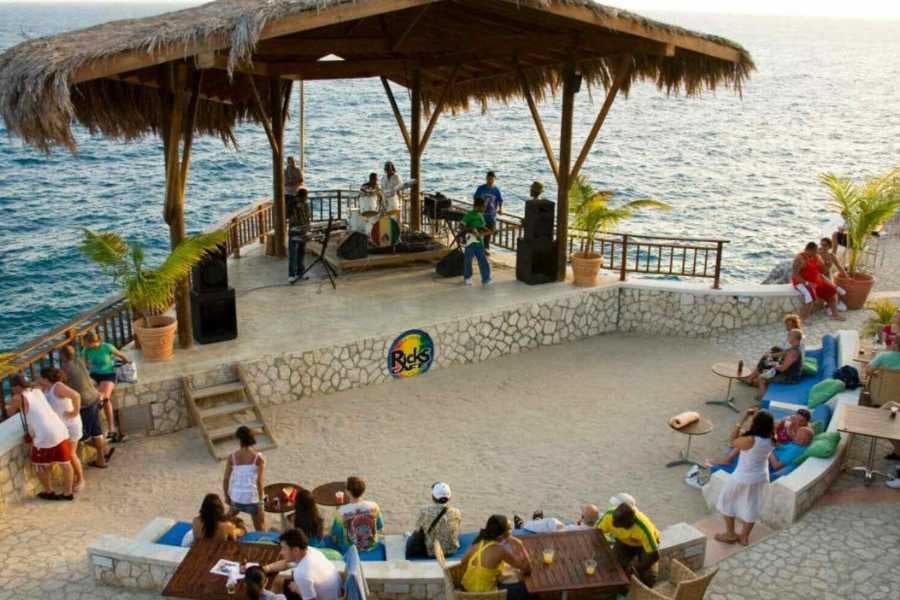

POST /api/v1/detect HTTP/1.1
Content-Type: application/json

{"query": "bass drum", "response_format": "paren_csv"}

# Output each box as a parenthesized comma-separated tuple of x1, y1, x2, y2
(370, 216, 401, 248)
(348, 209, 376, 236)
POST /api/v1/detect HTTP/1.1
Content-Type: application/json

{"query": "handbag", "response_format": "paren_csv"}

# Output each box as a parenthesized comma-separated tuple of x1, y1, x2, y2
(405, 507, 448, 558)
(115, 361, 138, 384)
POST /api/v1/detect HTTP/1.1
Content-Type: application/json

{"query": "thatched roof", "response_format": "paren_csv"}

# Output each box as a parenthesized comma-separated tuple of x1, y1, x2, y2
(0, 0, 754, 152)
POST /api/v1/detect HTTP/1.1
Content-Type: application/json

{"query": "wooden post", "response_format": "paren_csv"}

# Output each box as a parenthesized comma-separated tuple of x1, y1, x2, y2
(270, 77, 287, 257)
(381, 76, 412, 153)
(518, 66, 559, 184)
(161, 63, 193, 349)
(298, 79, 305, 177)
(555, 65, 577, 281)
(713, 241, 724, 289)
(410, 69, 423, 232)
(620, 235, 629, 281)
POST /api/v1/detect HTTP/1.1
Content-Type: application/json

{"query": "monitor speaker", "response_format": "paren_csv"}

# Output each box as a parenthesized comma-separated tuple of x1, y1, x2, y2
(338, 231, 370, 260)
(523, 199, 555, 241)
(190, 288, 237, 344)
(516, 238, 558, 285)
(191, 243, 229, 293)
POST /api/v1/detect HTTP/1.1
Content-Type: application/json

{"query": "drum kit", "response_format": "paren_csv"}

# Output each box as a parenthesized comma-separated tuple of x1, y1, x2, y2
(347, 180, 415, 248)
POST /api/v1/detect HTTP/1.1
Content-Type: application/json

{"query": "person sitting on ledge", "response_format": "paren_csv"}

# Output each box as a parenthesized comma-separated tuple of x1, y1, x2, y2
(597, 501, 661, 587)
(330, 476, 384, 553)
(791, 241, 844, 321)
(740, 314, 803, 387)
(756, 328, 805, 399)
(461, 515, 532, 600)
(191, 493, 246, 543)
(564, 504, 601, 530)
(263, 529, 342, 600)
(411, 481, 461, 557)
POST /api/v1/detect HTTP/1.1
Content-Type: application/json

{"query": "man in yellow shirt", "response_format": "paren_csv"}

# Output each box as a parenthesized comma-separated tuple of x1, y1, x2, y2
(598, 502, 661, 586)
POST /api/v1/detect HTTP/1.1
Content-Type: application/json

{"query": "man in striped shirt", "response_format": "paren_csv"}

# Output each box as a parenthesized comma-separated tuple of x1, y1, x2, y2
(598, 502, 661, 586)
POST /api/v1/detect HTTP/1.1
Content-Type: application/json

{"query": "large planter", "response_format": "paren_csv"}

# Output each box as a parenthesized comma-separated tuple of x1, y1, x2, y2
(134, 316, 177, 362)
(835, 272, 876, 310)
(571, 253, 604, 288)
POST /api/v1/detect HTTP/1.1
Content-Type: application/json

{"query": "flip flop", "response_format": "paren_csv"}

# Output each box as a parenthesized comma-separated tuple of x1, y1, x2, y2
(37, 492, 58, 501)
(105, 447, 116, 462)
(90, 461, 109, 469)
(714, 533, 739, 544)
(738, 537, 751, 546)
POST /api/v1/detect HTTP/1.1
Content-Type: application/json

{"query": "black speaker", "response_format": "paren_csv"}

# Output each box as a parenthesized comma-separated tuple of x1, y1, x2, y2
(190, 288, 237, 344)
(338, 232, 370, 260)
(436, 248, 465, 278)
(516, 238, 558, 285)
(191, 244, 229, 293)
(523, 199, 555, 241)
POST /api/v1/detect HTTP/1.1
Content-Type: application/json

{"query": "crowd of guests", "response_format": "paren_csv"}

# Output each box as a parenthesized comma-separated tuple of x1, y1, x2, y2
(4, 334, 123, 501)
(790, 239, 847, 321)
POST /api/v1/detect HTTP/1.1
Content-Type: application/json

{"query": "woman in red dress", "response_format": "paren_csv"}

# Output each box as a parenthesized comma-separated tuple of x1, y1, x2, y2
(791, 242, 844, 320)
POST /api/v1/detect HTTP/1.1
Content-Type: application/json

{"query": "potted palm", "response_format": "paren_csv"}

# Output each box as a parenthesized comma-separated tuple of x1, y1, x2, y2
(568, 175, 671, 287)
(821, 167, 900, 309)
(80, 229, 226, 361)
(863, 298, 899, 342)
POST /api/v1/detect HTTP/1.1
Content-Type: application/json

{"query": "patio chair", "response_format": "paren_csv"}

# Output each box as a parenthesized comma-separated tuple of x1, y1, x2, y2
(627, 560, 718, 600)
(434, 541, 507, 600)
(868, 369, 900, 407)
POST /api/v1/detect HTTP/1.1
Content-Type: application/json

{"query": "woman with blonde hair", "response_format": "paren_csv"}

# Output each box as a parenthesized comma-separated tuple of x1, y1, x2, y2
(740, 314, 803, 387)
(82, 330, 129, 442)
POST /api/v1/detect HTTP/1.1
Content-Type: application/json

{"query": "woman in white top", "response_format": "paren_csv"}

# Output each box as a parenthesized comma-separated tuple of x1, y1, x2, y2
(39, 366, 86, 492)
(223, 425, 267, 531)
(715, 408, 775, 546)
(6, 375, 75, 500)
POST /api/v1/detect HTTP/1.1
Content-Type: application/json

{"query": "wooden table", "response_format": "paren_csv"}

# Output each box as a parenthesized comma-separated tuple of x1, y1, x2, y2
(520, 529, 629, 598)
(162, 539, 281, 599)
(666, 416, 714, 468)
(853, 347, 877, 366)
(264, 482, 302, 530)
(709, 362, 744, 413)
(837, 405, 900, 485)
(312, 481, 348, 507)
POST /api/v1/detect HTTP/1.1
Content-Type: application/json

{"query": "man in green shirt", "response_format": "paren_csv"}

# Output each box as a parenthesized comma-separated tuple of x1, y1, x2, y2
(460, 197, 493, 286)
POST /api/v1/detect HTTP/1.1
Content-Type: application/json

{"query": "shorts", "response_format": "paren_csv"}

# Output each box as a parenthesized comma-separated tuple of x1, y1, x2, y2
(91, 372, 117, 384)
(31, 440, 73, 466)
(230, 501, 261, 515)
(80, 404, 104, 440)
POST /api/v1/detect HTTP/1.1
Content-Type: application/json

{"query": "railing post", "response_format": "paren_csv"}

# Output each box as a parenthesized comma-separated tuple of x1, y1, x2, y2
(337, 190, 342, 222)
(713, 241, 724, 289)
(257, 210, 265, 245)
(229, 218, 240, 258)
(619, 235, 629, 281)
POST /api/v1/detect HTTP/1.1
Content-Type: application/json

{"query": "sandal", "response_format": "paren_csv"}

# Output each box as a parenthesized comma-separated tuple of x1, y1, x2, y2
(37, 492, 59, 501)
(105, 447, 116, 462)
(714, 533, 739, 544)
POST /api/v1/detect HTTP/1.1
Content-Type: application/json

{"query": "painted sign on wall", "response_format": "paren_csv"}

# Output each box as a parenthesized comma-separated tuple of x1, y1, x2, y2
(388, 329, 434, 379)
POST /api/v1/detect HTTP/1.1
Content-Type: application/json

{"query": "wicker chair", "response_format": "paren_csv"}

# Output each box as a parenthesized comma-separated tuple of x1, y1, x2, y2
(433, 541, 507, 600)
(627, 560, 718, 600)
(868, 369, 900, 406)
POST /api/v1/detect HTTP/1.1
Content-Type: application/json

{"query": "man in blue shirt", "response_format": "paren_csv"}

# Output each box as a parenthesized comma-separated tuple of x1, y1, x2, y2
(472, 171, 503, 253)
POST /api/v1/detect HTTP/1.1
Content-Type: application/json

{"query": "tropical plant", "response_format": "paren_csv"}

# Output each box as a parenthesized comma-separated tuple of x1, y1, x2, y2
(862, 298, 899, 338)
(80, 229, 226, 316)
(820, 166, 900, 275)
(568, 175, 671, 257)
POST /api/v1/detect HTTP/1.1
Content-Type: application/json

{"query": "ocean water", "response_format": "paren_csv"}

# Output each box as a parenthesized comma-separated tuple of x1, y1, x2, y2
(1, 3, 899, 351)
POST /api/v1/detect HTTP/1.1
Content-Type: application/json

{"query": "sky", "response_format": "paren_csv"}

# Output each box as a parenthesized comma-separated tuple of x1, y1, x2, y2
(0, 0, 898, 18)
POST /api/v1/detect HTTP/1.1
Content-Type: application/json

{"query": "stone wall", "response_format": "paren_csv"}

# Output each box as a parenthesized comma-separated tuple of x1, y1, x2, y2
(0, 432, 36, 509)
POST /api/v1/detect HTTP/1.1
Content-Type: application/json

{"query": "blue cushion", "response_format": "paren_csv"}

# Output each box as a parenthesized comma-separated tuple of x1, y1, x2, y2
(408, 530, 480, 562)
(818, 336, 838, 379)
(812, 403, 833, 428)
(762, 336, 841, 408)
(343, 547, 367, 600)
(359, 543, 386, 562)
(242, 531, 280, 545)
(155, 521, 192, 547)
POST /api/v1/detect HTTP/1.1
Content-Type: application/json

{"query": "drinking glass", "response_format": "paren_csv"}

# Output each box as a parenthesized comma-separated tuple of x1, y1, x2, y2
(542, 548, 554, 565)
(584, 559, 597, 576)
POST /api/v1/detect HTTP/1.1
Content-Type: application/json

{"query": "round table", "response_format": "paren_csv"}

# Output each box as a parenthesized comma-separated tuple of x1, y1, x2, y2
(709, 362, 746, 413)
(263, 482, 302, 530)
(312, 481, 348, 507)
(665, 416, 714, 468)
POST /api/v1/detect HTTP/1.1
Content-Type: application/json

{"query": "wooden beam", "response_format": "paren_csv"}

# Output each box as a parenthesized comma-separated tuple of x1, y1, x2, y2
(392, 5, 430, 51)
(247, 76, 277, 150)
(381, 76, 411, 153)
(569, 56, 633, 184)
(556, 64, 577, 282)
(179, 68, 204, 197)
(492, 0, 742, 63)
(107, 72, 231, 105)
(72, 0, 434, 84)
(517, 65, 559, 184)
(409, 69, 422, 232)
(270, 76, 287, 258)
(256, 37, 393, 56)
(418, 63, 459, 154)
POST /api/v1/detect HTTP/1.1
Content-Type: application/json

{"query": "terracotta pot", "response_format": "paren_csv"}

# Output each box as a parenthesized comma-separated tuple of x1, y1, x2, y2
(134, 315, 177, 362)
(571, 253, 604, 288)
(835, 272, 876, 310)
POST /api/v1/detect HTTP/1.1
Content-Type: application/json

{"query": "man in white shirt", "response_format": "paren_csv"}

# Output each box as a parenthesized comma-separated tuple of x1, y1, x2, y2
(380, 161, 403, 216)
(263, 529, 342, 600)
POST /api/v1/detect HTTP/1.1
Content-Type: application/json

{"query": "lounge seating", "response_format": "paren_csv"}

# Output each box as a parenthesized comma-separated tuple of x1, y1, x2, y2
(433, 540, 507, 600)
(761, 335, 839, 407)
(867, 368, 900, 406)
(627, 560, 717, 600)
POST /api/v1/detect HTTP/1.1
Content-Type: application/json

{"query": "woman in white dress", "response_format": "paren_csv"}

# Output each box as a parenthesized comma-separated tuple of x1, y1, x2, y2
(715, 408, 775, 546)
(39, 366, 86, 493)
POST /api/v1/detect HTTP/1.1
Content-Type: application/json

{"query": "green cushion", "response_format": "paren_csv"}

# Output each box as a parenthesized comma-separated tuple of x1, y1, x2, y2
(808, 379, 845, 408)
(793, 431, 842, 465)
(802, 357, 818, 376)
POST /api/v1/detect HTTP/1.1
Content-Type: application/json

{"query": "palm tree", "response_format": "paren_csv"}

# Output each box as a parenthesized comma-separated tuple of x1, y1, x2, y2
(568, 175, 671, 257)
(820, 166, 900, 275)
(80, 229, 226, 316)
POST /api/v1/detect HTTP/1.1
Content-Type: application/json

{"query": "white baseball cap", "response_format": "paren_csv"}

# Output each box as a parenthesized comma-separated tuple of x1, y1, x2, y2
(431, 482, 452, 501)
(607, 493, 636, 510)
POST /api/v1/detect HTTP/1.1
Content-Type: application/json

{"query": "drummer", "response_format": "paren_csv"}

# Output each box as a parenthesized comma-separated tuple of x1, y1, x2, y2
(380, 161, 403, 217)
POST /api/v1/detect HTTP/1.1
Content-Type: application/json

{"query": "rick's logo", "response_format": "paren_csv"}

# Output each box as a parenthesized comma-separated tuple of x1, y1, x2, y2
(388, 329, 434, 379)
